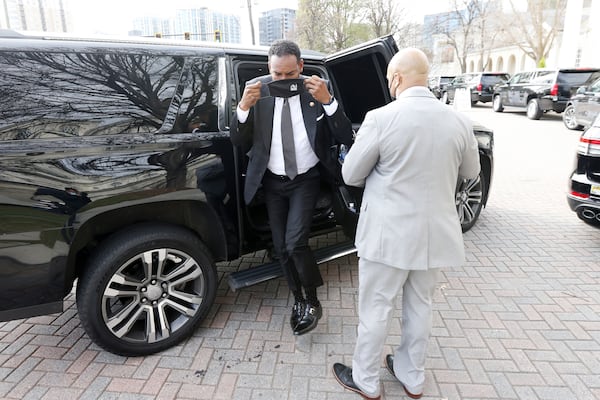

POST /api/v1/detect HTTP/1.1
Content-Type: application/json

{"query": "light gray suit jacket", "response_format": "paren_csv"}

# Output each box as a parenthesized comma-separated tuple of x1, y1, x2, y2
(342, 86, 480, 270)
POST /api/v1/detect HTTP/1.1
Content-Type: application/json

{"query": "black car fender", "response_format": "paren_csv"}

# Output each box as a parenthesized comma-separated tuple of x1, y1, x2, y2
(64, 190, 227, 294)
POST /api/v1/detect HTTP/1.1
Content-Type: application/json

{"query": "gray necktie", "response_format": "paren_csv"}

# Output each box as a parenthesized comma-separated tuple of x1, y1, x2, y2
(281, 98, 297, 179)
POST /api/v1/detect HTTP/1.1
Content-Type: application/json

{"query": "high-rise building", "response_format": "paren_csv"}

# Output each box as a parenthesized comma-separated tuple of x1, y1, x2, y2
(258, 8, 295, 46)
(1, 0, 72, 32)
(131, 7, 241, 43)
(131, 15, 173, 38)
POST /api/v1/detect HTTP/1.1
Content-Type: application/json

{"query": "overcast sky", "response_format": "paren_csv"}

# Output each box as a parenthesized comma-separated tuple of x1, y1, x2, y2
(69, 0, 453, 41)
(70, 0, 297, 35)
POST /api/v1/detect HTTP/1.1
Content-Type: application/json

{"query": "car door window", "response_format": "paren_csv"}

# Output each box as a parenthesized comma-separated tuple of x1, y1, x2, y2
(482, 74, 508, 86)
(590, 78, 600, 93)
(326, 51, 390, 124)
(510, 73, 523, 84)
(518, 72, 532, 84)
(531, 72, 554, 84)
(0, 51, 210, 139)
(467, 74, 479, 84)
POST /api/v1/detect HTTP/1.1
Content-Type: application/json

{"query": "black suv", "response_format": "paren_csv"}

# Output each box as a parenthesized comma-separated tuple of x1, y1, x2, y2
(428, 75, 455, 99)
(441, 72, 510, 105)
(0, 31, 494, 356)
(493, 68, 600, 120)
(563, 77, 600, 130)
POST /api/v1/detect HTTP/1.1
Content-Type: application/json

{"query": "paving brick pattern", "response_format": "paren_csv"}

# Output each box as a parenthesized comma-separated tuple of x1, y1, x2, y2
(2, 105, 600, 399)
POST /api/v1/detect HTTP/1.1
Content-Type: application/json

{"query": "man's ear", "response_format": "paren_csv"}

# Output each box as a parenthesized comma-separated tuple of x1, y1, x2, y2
(298, 58, 304, 72)
(267, 61, 271, 72)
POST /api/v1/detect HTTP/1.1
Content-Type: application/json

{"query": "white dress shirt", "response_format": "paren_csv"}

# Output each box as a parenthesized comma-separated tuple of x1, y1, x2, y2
(236, 95, 339, 176)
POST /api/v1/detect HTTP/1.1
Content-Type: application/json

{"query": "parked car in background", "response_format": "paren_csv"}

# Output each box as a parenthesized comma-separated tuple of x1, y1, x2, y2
(0, 31, 494, 356)
(493, 67, 600, 120)
(428, 75, 455, 99)
(563, 76, 600, 130)
(492, 69, 554, 112)
(567, 115, 600, 227)
(441, 72, 510, 105)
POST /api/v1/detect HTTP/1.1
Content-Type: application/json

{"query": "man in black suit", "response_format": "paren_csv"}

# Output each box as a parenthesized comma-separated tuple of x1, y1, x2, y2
(230, 40, 353, 335)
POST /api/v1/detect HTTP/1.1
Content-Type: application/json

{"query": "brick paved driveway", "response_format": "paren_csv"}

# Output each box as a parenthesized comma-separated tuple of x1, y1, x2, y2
(1, 104, 599, 399)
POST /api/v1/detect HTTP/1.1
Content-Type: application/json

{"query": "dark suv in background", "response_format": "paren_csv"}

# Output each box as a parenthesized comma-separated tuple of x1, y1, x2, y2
(441, 72, 510, 105)
(563, 77, 600, 130)
(0, 31, 494, 356)
(493, 68, 600, 120)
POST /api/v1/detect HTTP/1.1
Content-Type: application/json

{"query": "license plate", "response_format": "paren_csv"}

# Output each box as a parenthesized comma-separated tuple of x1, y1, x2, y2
(591, 185, 600, 196)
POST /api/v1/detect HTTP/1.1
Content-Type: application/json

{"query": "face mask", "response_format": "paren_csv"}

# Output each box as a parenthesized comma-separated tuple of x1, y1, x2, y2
(267, 78, 306, 98)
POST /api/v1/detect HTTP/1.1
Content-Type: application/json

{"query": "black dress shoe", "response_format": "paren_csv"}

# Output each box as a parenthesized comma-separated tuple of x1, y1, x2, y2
(293, 302, 322, 335)
(385, 354, 423, 399)
(332, 363, 381, 400)
(290, 300, 304, 330)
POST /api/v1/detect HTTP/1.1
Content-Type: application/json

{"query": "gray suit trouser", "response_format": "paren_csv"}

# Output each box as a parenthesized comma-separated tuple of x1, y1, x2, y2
(351, 258, 441, 397)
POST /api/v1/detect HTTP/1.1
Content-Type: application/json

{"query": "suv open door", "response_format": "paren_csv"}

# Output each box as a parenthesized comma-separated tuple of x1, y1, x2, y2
(325, 35, 398, 131)
(323, 36, 398, 237)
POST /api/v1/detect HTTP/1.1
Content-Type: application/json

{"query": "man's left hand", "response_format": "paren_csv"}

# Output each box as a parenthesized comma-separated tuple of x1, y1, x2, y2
(304, 75, 332, 105)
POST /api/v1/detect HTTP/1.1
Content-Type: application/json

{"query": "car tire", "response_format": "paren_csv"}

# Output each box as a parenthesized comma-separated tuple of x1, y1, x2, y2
(562, 105, 583, 130)
(456, 170, 486, 232)
(76, 222, 217, 356)
(492, 95, 504, 112)
(526, 98, 543, 120)
(441, 92, 449, 104)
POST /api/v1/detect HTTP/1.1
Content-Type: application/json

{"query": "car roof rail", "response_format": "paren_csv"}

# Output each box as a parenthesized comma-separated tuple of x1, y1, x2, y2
(0, 29, 25, 38)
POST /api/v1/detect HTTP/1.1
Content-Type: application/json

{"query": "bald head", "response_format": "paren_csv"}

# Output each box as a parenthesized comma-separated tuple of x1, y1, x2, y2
(386, 48, 430, 98)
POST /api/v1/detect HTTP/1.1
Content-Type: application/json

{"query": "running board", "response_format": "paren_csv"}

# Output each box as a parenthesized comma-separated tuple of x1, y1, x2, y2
(227, 241, 356, 291)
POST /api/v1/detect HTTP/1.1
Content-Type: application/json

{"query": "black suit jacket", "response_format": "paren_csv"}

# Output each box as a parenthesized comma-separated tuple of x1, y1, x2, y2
(230, 75, 354, 204)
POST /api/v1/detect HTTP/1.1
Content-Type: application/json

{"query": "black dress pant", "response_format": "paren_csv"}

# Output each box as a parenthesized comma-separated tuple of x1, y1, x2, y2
(262, 166, 323, 292)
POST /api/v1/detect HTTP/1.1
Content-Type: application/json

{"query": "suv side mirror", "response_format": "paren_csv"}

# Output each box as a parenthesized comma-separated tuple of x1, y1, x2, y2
(576, 86, 587, 94)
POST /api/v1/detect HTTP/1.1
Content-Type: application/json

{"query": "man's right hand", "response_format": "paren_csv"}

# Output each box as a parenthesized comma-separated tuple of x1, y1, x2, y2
(239, 81, 262, 111)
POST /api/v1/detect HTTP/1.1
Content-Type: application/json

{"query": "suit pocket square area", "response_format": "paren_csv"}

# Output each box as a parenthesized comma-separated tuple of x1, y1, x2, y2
(316, 113, 324, 121)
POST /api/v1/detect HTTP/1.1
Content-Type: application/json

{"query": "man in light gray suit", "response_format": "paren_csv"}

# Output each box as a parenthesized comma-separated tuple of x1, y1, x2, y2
(332, 48, 480, 400)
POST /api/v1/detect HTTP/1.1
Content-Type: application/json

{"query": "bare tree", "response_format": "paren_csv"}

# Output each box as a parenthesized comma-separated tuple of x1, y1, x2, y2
(394, 22, 425, 49)
(329, 0, 364, 51)
(295, 0, 329, 51)
(364, 0, 403, 37)
(505, 0, 567, 67)
(473, 0, 505, 71)
(296, 0, 364, 52)
(429, 0, 499, 73)
(296, 0, 422, 53)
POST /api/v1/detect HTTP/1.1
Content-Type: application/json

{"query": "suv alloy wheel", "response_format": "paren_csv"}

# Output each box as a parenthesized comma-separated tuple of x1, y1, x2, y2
(492, 95, 504, 112)
(76, 223, 217, 356)
(563, 105, 584, 130)
(456, 171, 486, 232)
(526, 98, 543, 120)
